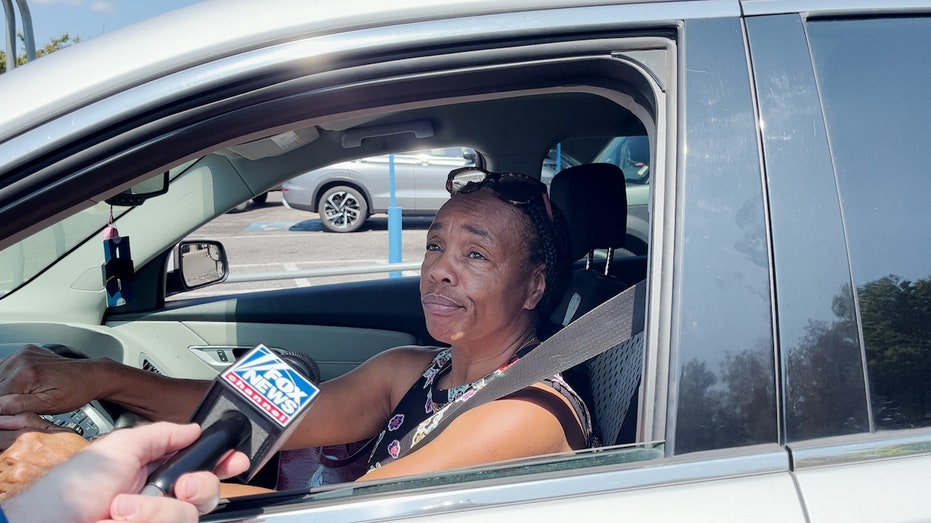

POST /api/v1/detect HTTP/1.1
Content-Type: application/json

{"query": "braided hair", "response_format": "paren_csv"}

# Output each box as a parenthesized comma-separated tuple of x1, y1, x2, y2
(512, 190, 572, 320)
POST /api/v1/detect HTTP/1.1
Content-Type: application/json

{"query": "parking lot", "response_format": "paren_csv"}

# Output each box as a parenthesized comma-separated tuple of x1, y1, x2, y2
(179, 191, 432, 298)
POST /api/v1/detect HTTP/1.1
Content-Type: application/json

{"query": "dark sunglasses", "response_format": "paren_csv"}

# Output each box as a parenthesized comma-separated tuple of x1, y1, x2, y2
(446, 167, 553, 220)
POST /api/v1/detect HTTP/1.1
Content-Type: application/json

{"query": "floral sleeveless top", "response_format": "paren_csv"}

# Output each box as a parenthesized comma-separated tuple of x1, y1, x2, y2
(366, 347, 592, 471)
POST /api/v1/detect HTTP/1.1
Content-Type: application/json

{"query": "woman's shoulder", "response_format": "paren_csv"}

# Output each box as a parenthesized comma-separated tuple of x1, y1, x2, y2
(365, 345, 447, 381)
(368, 345, 447, 408)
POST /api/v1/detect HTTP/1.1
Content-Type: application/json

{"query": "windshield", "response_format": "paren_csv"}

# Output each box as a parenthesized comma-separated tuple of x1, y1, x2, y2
(0, 202, 122, 298)
(0, 163, 193, 299)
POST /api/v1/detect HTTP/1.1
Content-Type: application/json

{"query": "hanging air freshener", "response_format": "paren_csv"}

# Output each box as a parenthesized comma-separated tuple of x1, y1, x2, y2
(101, 207, 134, 307)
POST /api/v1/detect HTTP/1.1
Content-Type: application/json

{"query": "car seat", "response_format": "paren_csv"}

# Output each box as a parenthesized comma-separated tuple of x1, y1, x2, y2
(548, 163, 644, 447)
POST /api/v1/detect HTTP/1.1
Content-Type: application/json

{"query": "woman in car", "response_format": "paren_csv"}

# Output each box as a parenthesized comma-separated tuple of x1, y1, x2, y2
(0, 168, 590, 488)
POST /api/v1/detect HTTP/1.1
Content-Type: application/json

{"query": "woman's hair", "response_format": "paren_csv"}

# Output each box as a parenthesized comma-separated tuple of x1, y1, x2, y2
(512, 190, 572, 320)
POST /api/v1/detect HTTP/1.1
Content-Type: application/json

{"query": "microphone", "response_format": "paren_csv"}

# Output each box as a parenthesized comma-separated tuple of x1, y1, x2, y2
(142, 344, 321, 496)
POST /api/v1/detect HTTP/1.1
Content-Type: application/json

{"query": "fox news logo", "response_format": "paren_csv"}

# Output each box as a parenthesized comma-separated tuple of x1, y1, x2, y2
(221, 345, 319, 427)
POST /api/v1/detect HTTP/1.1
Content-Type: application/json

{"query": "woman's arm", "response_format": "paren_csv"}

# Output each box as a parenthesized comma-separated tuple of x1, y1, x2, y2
(0, 345, 208, 423)
(359, 384, 581, 481)
(282, 346, 437, 450)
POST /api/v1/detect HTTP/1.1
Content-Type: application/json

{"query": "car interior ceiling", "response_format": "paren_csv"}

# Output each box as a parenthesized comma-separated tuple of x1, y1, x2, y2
(218, 90, 648, 198)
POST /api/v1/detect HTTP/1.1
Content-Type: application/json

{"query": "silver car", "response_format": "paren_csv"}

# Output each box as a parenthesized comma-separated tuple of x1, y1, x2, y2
(1, 0, 930, 522)
(281, 147, 474, 232)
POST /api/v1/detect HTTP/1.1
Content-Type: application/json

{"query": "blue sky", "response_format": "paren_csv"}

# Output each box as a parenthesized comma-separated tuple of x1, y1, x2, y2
(9, 0, 205, 47)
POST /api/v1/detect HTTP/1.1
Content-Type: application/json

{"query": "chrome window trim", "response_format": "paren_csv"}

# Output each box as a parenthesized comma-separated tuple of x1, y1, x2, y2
(741, 14, 784, 446)
(208, 444, 789, 522)
(741, 0, 931, 16)
(789, 428, 931, 469)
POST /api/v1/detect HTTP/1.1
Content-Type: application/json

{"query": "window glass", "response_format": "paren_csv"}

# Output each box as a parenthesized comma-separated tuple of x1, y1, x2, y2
(0, 203, 113, 298)
(0, 165, 188, 300)
(809, 17, 931, 429)
(747, 14, 870, 442)
(673, 17, 776, 454)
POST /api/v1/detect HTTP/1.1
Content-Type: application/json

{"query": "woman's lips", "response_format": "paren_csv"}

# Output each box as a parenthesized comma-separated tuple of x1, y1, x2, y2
(421, 293, 463, 315)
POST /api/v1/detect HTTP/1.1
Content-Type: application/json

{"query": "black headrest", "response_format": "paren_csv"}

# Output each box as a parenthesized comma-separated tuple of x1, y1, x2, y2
(549, 163, 627, 260)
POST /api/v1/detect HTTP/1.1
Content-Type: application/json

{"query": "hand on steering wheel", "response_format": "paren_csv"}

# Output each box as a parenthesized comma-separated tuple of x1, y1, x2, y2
(0, 344, 104, 417)
(0, 344, 124, 442)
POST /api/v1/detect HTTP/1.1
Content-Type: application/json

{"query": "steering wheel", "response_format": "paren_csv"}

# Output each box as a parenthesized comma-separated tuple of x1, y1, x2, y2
(36, 344, 139, 440)
(40, 400, 117, 439)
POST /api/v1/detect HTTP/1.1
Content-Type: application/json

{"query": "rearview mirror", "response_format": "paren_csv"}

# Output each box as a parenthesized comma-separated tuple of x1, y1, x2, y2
(105, 172, 169, 207)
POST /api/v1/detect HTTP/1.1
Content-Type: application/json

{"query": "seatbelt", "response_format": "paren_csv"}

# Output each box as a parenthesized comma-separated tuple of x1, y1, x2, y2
(398, 279, 647, 454)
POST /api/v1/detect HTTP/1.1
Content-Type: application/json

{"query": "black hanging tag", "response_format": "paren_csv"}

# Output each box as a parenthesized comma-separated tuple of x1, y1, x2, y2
(101, 207, 134, 307)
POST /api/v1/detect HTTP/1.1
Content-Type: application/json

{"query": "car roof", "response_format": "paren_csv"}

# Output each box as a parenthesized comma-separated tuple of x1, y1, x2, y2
(0, 0, 686, 142)
(1, 0, 674, 248)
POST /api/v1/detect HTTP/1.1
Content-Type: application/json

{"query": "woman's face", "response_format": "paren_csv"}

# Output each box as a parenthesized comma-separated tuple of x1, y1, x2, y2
(420, 189, 545, 347)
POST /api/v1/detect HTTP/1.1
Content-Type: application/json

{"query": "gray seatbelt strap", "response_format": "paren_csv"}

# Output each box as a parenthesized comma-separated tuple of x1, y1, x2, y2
(399, 279, 647, 455)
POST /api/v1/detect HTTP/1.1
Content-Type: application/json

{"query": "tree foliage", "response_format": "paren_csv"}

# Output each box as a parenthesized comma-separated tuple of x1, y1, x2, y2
(675, 273, 931, 453)
(860, 275, 931, 428)
(0, 33, 79, 74)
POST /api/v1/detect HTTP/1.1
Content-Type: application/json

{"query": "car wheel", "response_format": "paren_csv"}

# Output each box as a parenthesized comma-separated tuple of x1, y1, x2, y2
(319, 186, 368, 232)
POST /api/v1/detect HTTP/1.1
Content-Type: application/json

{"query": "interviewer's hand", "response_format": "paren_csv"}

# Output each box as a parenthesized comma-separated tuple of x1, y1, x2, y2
(0, 422, 249, 523)
(0, 414, 89, 500)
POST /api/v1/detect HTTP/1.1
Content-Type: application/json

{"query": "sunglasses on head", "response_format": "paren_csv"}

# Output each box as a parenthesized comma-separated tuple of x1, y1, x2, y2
(446, 167, 554, 220)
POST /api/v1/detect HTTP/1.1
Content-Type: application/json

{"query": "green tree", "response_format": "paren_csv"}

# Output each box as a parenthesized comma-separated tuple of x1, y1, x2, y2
(0, 33, 79, 74)
(784, 274, 931, 434)
(860, 275, 931, 428)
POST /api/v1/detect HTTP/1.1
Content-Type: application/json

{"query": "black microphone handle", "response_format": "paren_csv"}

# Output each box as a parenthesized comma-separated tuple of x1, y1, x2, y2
(142, 410, 251, 496)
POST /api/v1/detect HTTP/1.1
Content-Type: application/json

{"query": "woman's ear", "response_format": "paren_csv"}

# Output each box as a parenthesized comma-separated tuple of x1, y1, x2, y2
(523, 264, 547, 310)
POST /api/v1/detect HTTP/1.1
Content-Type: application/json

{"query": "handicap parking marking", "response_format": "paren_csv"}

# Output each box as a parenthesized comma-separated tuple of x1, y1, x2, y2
(244, 221, 297, 232)
(244, 219, 325, 232)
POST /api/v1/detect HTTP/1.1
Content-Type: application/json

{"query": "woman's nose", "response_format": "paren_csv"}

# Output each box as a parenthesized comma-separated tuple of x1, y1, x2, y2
(425, 251, 457, 285)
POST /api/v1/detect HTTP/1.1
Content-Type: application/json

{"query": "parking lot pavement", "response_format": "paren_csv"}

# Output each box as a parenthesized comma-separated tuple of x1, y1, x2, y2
(177, 192, 429, 298)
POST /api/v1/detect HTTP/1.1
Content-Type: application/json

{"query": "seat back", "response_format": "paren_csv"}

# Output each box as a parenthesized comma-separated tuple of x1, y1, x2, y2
(551, 163, 628, 275)
(549, 162, 629, 326)
(548, 163, 644, 446)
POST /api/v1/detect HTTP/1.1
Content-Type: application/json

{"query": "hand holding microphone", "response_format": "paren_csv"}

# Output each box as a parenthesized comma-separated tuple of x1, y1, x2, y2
(143, 344, 321, 496)
(0, 422, 249, 523)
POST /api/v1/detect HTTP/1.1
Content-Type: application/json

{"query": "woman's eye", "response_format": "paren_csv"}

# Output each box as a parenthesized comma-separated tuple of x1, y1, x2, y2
(468, 251, 486, 260)
(426, 242, 440, 252)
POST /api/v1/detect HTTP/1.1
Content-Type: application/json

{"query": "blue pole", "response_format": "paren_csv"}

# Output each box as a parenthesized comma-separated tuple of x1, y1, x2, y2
(556, 143, 562, 172)
(388, 154, 402, 278)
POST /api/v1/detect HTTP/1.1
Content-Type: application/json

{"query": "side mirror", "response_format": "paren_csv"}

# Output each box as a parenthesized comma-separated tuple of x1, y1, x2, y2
(166, 240, 229, 296)
(106, 172, 169, 207)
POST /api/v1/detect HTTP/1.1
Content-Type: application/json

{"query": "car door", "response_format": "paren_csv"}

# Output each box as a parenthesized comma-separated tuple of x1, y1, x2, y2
(748, 10, 931, 521)
(0, 1, 840, 520)
(204, 7, 806, 521)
